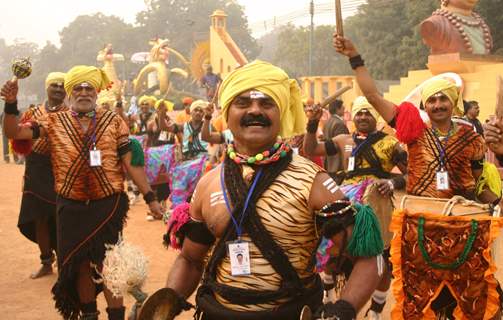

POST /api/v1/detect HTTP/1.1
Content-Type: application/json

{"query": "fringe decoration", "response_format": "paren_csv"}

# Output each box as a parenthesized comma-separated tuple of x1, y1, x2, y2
(51, 194, 128, 320)
(347, 203, 384, 257)
(129, 138, 145, 167)
(395, 101, 426, 144)
(165, 202, 191, 250)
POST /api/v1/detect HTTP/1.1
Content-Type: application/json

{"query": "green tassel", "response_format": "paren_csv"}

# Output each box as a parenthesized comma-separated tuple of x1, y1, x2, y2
(129, 138, 145, 167)
(347, 203, 384, 257)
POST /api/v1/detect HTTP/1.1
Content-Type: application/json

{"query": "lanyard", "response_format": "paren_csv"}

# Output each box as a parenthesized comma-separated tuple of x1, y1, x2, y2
(351, 132, 375, 157)
(220, 165, 263, 239)
(431, 125, 452, 170)
(73, 113, 97, 149)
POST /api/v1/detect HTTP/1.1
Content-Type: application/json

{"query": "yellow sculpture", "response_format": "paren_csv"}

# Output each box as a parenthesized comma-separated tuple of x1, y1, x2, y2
(97, 44, 124, 95)
(133, 38, 190, 96)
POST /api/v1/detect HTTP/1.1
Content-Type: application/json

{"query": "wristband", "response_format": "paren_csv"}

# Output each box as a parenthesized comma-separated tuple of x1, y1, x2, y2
(349, 55, 365, 70)
(387, 179, 394, 191)
(143, 191, 157, 204)
(306, 119, 320, 134)
(4, 101, 19, 115)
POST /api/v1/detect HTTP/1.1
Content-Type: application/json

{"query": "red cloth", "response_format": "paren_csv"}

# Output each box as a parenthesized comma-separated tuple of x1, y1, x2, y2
(395, 102, 426, 144)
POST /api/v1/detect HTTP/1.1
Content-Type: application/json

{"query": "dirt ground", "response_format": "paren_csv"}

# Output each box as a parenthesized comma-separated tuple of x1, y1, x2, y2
(2, 161, 503, 319)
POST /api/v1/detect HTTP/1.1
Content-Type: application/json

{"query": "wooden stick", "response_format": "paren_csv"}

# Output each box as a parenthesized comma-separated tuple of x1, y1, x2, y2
(335, 0, 344, 36)
(496, 76, 503, 118)
(320, 85, 352, 108)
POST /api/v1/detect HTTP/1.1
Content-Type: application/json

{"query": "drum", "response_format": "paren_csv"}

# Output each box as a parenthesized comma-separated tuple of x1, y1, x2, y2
(391, 195, 502, 320)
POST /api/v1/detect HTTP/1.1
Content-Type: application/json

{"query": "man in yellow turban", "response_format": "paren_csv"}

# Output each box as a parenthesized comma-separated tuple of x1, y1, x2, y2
(303, 95, 407, 318)
(10, 71, 68, 282)
(163, 60, 359, 320)
(1, 66, 162, 320)
(334, 34, 500, 319)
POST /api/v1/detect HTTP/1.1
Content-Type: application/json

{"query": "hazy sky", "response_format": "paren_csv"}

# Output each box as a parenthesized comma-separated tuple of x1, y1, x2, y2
(0, 0, 331, 46)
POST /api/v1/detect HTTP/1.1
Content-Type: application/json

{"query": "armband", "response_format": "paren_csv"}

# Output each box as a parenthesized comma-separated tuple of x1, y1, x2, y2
(324, 139, 339, 156)
(470, 159, 484, 170)
(306, 119, 319, 134)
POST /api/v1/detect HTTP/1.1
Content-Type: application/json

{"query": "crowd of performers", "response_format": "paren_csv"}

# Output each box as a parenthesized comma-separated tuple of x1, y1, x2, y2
(3, 32, 503, 320)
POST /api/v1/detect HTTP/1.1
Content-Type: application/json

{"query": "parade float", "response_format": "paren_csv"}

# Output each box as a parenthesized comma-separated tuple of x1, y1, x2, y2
(131, 9, 248, 98)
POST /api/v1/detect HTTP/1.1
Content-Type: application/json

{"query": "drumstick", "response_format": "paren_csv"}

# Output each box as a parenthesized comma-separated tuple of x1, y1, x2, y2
(319, 85, 352, 109)
(335, 0, 344, 36)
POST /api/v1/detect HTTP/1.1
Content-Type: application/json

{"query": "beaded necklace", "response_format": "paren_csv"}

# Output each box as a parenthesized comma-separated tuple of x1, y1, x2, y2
(227, 141, 291, 165)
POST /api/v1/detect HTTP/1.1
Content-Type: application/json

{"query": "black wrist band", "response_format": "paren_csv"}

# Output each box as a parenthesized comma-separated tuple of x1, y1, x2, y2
(306, 119, 319, 133)
(4, 101, 19, 115)
(391, 176, 406, 190)
(349, 55, 365, 70)
(204, 114, 212, 121)
(143, 191, 157, 204)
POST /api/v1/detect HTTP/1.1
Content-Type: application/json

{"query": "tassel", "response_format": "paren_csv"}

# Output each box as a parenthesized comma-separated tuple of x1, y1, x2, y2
(395, 101, 426, 144)
(166, 202, 191, 249)
(11, 139, 32, 155)
(129, 138, 145, 167)
(347, 203, 384, 257)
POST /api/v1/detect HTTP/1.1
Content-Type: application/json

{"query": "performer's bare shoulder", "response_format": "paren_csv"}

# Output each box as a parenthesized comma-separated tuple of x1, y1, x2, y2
(190, 165, 231, 238)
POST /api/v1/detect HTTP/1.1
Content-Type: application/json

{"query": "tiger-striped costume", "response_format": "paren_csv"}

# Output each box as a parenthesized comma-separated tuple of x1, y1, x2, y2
(199, 154, 322, 312)
(37, 108, 130, 201)
(407, 122, 485, 198)
(31, 108, 131, 319)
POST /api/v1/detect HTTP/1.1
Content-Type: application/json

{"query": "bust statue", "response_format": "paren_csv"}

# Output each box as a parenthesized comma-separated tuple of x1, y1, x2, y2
(420, 0, 493, 55)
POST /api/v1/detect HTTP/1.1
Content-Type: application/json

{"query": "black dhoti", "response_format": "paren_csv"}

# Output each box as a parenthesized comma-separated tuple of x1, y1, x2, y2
(18, 152, 57, 249)
(51, 192, 128, 320)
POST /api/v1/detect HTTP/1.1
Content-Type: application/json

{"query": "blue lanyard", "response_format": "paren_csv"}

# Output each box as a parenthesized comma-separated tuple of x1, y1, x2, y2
(220, 165, 263, 239)
(351, 133, 374, 157)
(431, 125, 452, 170)
(73, 113, 97, 149)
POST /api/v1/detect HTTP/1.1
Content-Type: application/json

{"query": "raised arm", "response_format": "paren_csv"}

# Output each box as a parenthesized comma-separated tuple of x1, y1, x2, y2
(333, 34, 397, 123)
(201, 103, 225, 144)
(1, 81, 45, 140)
(303, 105, 329, 157)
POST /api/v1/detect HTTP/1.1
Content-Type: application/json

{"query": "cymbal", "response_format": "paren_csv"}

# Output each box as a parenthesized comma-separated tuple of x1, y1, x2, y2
(137, 288, 180, 320)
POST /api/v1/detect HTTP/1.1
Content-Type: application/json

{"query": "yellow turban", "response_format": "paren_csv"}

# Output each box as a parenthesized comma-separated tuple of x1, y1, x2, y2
(138, 95, 157, 107)
(155, 99, 174, 112)
(190, 99, 208, 113)
(421, 78, 463, 116)
(218, 60, 305, 138)
(97, 91, 116, 107)
(351, 96, 380, 120)
(45, 72, 65, 89)
(64, 65, 111, 97)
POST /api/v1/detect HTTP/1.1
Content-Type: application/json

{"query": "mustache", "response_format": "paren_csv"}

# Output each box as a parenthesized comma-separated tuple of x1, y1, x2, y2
(240, 114, 271, 127)
(431, 107, 448, 113)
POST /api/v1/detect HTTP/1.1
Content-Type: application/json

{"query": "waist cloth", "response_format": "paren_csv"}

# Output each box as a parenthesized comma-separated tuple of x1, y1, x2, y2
(195, 276, 323, 320)
(18, 152, 57, 247)
(51, 192, 128, 320)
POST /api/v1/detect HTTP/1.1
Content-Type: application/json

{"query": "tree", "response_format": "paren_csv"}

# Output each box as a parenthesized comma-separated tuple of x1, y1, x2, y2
(263, 24, 350, 80)
(135, 0, 259, 60)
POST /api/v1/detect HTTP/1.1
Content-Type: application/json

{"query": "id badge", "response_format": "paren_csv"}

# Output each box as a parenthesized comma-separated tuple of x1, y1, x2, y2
(158, 131, 168, 141)
(436, 170, 449, 190)
(90, 149, 102, 167)
(227, 240, 251, 276)
(347, 156, 355, 171)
